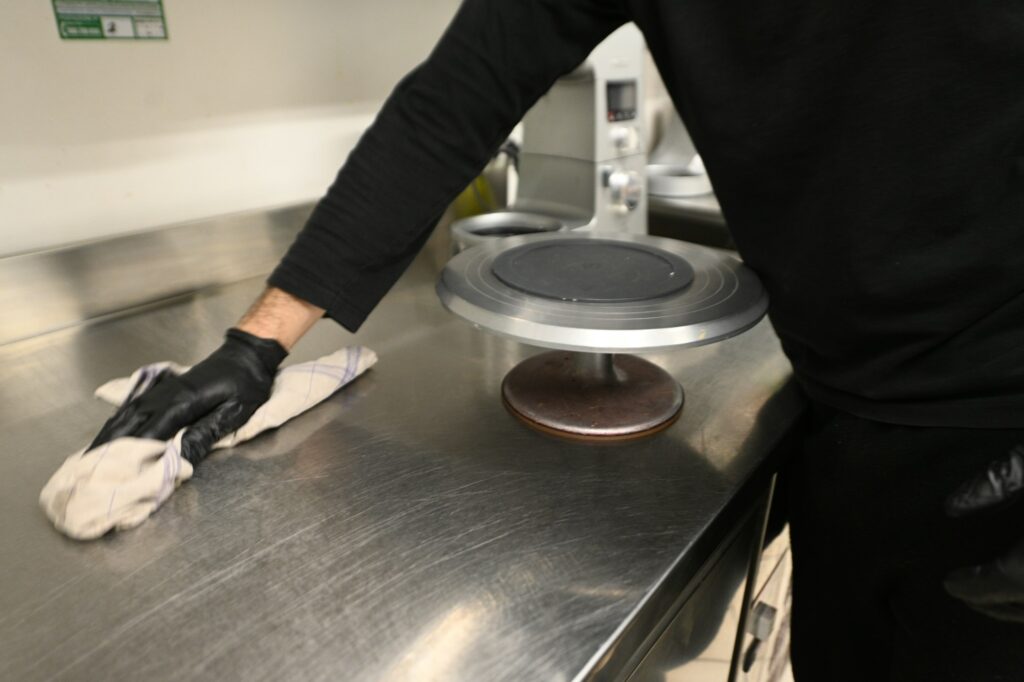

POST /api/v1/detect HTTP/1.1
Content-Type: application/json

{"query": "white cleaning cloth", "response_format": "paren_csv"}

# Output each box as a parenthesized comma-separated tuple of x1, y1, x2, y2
(40, 346, 377, 540)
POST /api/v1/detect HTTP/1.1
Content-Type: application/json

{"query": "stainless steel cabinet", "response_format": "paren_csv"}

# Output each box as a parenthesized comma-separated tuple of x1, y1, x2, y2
(737, 530, 793, 682)
(628, 491, 794, 682)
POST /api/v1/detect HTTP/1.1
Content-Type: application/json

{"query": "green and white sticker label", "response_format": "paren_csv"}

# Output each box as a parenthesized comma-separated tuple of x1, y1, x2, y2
(52, 0, 168, 40)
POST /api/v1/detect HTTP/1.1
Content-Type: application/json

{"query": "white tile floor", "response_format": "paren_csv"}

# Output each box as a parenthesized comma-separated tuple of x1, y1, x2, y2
(663, 660, 794, 682)
(665, 660, 731, 681)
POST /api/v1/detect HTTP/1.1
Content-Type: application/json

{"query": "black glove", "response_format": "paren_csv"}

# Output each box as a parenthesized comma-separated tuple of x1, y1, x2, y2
(944, 446, 1024, 623)
(89, 329, 287, 465)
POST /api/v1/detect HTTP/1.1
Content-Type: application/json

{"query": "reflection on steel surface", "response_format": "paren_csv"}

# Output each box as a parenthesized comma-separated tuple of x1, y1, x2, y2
(382, 603, 488, 679)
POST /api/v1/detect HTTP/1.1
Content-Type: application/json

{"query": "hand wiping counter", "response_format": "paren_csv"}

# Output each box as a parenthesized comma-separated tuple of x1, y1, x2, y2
(40, 346, 376, 540)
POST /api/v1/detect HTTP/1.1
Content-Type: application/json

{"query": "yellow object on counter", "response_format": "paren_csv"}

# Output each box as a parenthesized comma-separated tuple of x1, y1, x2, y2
(452, 175, 499, 219)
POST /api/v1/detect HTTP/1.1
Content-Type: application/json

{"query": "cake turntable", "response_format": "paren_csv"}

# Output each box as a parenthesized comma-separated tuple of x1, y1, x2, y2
(436, 231, 768, 440)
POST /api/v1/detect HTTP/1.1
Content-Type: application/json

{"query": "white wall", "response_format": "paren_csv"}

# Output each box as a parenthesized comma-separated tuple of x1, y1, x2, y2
(0, 0, 460, 256)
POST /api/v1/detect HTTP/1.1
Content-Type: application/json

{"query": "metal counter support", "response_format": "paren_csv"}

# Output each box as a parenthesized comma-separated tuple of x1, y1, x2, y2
(0, 212, 803, 681)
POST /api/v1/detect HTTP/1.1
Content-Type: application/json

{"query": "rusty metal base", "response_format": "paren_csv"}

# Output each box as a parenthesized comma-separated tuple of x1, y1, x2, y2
(501, 351, 684, 441)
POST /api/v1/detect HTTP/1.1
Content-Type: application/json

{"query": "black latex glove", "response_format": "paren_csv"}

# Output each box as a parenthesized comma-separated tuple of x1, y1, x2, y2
(89, 329, 287, 465)
(944, 446, 1024, 623)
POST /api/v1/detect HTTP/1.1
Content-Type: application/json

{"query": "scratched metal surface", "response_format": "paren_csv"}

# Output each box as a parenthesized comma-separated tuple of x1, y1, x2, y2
(0, 229, 802, 681)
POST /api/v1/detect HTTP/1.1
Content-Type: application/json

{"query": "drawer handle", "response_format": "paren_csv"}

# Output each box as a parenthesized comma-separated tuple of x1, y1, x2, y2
(742, 601, 778, 672)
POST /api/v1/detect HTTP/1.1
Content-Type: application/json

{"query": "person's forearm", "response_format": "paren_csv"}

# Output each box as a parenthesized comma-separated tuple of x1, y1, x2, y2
(268, 0, 626, 331)
(236, 286, 324, 351)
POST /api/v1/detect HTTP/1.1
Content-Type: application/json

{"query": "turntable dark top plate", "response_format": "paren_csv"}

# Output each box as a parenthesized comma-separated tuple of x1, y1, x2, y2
(491, 239, 694, 303)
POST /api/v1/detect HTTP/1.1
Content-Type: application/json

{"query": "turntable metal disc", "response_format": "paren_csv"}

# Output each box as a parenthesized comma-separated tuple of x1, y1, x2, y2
(436, 231, 767, 354)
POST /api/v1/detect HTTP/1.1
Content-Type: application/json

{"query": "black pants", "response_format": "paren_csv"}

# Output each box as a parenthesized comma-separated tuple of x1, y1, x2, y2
(787, 405, 1024, 682)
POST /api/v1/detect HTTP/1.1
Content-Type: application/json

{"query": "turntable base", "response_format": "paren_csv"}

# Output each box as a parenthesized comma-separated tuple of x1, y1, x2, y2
(502, 351, 683, 440)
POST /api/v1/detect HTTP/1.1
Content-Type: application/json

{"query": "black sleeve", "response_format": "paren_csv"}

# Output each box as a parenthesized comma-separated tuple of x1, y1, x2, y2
(268, 0, 628, 331)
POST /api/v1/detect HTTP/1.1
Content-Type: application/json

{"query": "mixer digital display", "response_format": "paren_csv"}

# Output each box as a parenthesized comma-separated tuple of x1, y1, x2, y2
(606, 80, 637, 121)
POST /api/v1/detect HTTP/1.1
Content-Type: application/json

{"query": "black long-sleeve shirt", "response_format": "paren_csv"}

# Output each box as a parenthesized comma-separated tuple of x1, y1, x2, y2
(270, 0, 1024, 428)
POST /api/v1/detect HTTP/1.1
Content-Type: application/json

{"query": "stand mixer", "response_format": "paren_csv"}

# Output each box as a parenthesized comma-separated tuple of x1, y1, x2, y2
(451, 24, 648, 251)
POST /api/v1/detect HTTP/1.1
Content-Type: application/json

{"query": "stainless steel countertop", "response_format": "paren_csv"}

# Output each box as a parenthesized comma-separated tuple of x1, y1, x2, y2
(0, 228, 802, 681)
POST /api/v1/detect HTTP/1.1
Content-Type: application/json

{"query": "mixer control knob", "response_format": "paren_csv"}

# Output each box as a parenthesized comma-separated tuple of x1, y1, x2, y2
(604, 169, 643, 213)
(609, 126, 640, 153)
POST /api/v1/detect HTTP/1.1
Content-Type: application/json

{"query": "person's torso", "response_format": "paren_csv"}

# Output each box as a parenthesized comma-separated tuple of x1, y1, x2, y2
(628, 0, 1024, 426)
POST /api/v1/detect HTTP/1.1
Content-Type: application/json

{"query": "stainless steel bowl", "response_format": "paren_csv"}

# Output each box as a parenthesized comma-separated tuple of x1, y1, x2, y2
(450, 211, 567, 254)
(646, 163, 713, 198)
